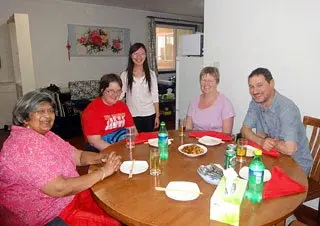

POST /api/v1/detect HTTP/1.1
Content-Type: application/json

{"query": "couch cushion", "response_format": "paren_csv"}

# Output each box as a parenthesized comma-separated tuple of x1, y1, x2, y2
(68, 80, 99, 100)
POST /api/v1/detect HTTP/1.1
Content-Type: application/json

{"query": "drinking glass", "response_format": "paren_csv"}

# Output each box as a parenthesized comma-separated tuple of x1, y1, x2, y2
(149, 148, 161, 176)
(178, 118, 186, 137)
(126, 127, 135, 149)
(236, 138, 247, 162)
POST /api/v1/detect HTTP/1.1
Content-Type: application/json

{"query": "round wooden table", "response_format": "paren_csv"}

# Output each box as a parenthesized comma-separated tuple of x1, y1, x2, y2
(90, 131, 308, 226)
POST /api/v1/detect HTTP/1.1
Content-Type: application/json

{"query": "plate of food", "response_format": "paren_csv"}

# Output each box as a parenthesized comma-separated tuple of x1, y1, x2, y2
(198, 136, 224, 146)
(148, 138, 173, 147)
(178, 144, 207, 157)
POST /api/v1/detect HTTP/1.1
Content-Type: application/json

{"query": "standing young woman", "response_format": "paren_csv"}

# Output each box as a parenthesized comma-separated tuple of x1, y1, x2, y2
(120, 43, 160, 132)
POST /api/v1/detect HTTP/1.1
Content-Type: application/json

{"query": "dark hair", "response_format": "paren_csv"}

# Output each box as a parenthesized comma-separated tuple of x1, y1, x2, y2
(99, 73, 122, 96)
(199, 66, 220, 84)
(126, 43, 152, 92)
(249, 67, 273, 83)
(12, 90, 56, 126)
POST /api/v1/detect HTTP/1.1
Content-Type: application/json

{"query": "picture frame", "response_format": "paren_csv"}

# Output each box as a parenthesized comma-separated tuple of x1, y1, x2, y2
(67, 24, 130, 57)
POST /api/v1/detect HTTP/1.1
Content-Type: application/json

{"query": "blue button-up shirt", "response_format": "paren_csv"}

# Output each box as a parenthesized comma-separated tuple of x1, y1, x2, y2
(243, 91, 313, 174)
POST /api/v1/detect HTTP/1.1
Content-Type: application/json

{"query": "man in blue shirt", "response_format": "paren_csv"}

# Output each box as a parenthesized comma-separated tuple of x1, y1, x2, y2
(241, 67, 313, 175)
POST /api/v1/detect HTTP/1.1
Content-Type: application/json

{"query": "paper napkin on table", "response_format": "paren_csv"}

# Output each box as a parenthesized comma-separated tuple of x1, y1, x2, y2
(247, 140, 280, 158)
(133, 132, 158, 144)
(262, 166, 307, 200)
(188, 131, 233, 141)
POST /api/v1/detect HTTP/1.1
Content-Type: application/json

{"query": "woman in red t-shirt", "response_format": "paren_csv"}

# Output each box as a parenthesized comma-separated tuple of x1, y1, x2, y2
(82, 73, 137, 152)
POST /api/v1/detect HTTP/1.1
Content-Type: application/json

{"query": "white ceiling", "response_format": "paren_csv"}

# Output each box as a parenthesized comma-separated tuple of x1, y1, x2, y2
(66, 0, 204, 18)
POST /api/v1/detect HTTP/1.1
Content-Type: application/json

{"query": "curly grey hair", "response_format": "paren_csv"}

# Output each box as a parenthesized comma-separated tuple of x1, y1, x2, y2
(12, 90, 56, 126)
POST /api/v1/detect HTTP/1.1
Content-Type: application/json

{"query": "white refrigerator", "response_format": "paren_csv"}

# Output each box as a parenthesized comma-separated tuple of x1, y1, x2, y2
(175, 56, 203, 128)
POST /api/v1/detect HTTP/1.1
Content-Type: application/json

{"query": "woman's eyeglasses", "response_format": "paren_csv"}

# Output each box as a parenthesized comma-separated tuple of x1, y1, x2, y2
(35, 108, 55, 115)
(201, 79, 215, 84)
(105, 89, 122, 96)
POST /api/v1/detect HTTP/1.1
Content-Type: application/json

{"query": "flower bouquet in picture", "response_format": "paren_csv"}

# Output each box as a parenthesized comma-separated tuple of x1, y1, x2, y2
(111, 37, 123, 53)
(68, 24, 130, 56)
(77, 28, 109, 54)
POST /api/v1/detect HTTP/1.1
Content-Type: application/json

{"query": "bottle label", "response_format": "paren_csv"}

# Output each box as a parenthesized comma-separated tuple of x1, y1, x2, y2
(158, 133, 168, 147)
(249, 169, 264, 184)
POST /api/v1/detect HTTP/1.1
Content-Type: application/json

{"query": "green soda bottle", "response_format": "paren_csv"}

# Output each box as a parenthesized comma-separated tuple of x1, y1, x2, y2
(245, 150, 265, 203)
(158, 122, 168, 160)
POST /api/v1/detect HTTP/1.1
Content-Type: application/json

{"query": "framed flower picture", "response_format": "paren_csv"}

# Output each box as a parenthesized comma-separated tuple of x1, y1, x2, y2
(68, 24, 130, 56)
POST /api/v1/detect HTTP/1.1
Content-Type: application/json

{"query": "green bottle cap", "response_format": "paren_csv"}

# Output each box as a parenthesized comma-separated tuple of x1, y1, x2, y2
(255, 150, 262, 156)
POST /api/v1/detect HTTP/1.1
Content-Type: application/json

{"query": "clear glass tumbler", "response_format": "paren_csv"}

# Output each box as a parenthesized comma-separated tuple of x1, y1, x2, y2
(149, 148, 161, 176)
(236, 138, 247, 162)
(126, 127, 135, 149)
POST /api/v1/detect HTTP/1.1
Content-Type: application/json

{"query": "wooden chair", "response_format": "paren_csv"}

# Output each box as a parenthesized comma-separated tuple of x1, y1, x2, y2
(302, 116, 320, 220)
(289, 220, 307, 226)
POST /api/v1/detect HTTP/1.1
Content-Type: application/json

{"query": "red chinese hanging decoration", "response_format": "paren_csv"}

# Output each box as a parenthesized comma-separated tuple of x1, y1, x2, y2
(66, 40, 71, 61)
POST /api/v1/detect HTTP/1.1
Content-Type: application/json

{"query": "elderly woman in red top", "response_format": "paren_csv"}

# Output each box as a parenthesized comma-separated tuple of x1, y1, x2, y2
(0, 91, 122, 226)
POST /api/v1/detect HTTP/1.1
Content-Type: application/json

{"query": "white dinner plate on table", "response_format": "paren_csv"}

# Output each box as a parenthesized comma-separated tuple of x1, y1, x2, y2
(148, 138, 172, 147)
(246, 145, 259, 157)
(198, 136, 224, 146)
(120, 161, 148, 175)
(178, 144, 207, 157)
(165, 181, 200, 201)
(239, 166, 271, 182)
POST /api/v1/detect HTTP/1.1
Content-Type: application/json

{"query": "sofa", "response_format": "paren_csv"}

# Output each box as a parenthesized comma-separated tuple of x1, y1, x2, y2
(49, 80, 99, 139)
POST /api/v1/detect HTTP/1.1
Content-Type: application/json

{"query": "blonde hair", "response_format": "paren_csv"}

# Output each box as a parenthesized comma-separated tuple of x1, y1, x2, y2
(199, 66, 220, 84)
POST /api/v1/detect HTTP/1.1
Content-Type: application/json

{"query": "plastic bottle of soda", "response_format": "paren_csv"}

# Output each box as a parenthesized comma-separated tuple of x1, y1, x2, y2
(158, 121, 168, 160)
(245, 150, 265, 203)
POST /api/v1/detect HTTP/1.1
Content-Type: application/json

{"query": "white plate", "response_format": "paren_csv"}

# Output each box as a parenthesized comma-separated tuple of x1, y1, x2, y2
(246, 145, 258, 157)
(165, 181, 200, 201)
(178, 144, 207, 157)
(239, 166, 271, 182)
(148, 138, 172, 147)
(198, 136, 223, 146)
(120, 161, 148, 175)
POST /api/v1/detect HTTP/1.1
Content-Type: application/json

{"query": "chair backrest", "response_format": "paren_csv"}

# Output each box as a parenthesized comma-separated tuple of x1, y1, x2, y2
(303, 116, 320, 181)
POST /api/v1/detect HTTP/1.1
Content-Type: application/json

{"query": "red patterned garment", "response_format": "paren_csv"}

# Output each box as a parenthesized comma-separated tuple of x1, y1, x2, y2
(0, 126, 78, 225)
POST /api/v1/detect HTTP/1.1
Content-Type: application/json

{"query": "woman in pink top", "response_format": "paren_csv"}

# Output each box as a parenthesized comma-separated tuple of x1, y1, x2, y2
(0, 91, 122, 226)
(186, 67, 235, 134)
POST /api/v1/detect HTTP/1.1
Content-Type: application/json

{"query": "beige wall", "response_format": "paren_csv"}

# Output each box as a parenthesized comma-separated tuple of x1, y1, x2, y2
(0, 0, 202, 89)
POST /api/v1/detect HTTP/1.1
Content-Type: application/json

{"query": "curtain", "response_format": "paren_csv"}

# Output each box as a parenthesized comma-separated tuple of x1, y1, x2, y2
(147, 18, 158, 76)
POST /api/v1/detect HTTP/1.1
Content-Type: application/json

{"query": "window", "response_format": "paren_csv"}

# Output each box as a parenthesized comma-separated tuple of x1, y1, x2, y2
(156, 24, 195, 72)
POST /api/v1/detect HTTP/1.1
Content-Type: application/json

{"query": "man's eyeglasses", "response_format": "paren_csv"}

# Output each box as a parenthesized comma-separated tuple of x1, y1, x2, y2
(105, 89, 122, 96)
(35, 108, 55, 115)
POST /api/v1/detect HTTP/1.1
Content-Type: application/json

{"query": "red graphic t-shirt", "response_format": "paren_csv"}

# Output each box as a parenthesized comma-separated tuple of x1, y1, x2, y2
(82, 97, 134, 137)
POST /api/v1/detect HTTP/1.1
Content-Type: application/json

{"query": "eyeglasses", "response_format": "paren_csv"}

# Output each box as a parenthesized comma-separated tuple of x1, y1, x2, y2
(105, 89, 122, 96)
(35, 108, 55, 115)
(132, 52, 146, 57)
(201, 79, 215, 84)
